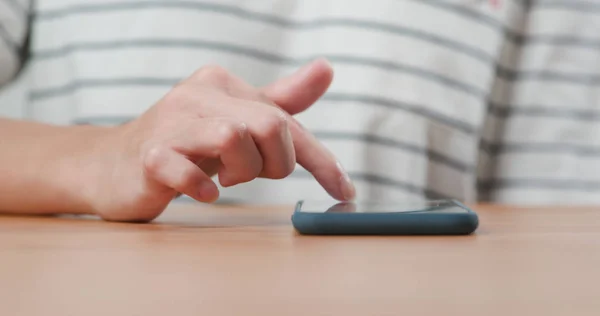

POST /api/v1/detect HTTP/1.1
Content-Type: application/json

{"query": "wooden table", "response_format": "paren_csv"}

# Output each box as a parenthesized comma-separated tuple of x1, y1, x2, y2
(1, 202, 599, 316)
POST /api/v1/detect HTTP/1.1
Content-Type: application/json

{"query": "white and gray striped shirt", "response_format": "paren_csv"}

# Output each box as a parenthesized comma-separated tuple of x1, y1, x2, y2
(1, 0, 599, 205)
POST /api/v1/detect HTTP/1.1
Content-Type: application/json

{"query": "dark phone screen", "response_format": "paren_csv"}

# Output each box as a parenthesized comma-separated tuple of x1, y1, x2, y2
(297, 199, 469, 214)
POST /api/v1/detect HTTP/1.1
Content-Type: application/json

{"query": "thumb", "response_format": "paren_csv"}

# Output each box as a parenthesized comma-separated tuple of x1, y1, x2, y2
(262, 58, 334, 115)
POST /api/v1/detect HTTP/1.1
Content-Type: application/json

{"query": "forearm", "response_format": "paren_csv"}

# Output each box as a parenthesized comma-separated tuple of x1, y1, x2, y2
(0, 118, 112, 215)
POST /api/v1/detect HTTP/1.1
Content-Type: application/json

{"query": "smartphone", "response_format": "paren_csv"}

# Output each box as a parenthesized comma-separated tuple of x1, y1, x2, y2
(291, 199, 478, 235)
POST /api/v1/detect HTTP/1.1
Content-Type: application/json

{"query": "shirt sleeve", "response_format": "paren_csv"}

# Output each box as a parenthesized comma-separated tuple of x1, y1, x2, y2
(478, 2, 600, 203)
(0, 0, 31, 87)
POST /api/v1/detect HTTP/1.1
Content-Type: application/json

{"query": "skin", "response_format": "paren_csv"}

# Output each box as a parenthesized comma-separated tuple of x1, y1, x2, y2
(0, 59, 356, 222)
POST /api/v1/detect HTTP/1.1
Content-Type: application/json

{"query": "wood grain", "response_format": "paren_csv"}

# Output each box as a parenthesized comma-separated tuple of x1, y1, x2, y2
(1, 202, 599, 316)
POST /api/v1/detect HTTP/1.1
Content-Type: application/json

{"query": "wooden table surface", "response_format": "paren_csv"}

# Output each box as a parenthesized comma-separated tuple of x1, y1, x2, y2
(1, 202, 599, 316)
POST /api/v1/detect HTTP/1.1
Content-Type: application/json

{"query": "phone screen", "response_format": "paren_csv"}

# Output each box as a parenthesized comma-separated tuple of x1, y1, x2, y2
(297, 199, 469, 214)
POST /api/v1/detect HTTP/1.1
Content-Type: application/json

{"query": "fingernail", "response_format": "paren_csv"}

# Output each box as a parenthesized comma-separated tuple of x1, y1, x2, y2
(336, 161, 356, 201)
(199, 181, 219, 202)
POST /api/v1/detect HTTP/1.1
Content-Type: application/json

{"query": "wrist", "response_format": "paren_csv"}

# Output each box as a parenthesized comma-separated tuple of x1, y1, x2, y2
(50, 124, 120, 216)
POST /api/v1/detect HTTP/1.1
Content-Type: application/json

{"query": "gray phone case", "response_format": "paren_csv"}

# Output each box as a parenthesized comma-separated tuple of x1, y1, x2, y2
(291, 199, 479, 235)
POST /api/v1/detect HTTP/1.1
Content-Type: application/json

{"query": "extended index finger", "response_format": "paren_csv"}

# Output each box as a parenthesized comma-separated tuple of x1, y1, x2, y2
(287, 117, 356, 201)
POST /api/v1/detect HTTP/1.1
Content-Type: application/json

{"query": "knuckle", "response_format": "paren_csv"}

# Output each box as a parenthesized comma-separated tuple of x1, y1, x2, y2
(193, 64, 230, 84)
(215, 120, 245, 151)
(258, 108, 288, 139)
(142, 145, 168, 174)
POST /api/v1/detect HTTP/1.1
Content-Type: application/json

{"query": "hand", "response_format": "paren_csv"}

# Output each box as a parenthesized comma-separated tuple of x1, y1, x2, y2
(83, 59, 355, 221)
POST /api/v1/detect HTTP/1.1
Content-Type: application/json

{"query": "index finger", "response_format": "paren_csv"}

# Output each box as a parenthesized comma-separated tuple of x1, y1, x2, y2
(287, 117, 356, 201)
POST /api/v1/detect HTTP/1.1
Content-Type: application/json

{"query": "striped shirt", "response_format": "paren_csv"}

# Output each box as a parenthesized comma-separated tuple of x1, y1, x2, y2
(1, 0, 599, 205)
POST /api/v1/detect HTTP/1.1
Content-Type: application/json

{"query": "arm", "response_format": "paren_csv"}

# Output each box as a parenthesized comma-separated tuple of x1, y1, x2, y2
(0, 118, 110, 215)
